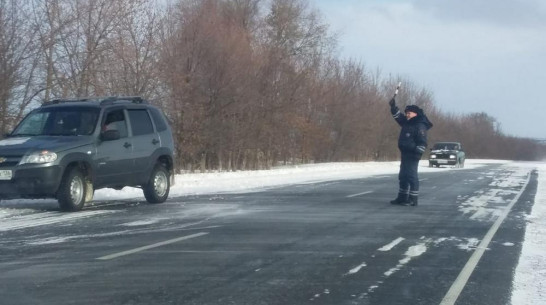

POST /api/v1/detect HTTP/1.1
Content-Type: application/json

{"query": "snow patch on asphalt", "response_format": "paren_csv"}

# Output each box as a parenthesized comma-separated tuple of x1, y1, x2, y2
(0, 210, 117, 232)
(27, 236, 73, 245)
(457, 238, 480, 251)
(309, 289, 330, 301)
(458, 166, 530, 222)
(384, 240, 429, 277)
(120, 219, 161, 227)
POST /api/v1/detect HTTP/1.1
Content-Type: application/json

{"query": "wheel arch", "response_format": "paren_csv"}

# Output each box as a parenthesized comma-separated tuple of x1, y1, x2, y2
(146, 148, 174, 177)
(58, 153, 95, 182)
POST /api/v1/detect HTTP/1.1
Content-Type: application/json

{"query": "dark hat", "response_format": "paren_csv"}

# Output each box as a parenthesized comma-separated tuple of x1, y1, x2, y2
(404, 105, 422, 114)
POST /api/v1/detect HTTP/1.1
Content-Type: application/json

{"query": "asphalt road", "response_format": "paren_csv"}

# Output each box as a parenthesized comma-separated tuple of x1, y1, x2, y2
(0, 163, 537, 305)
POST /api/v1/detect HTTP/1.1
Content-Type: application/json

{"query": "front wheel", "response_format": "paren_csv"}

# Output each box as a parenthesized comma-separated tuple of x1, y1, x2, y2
(57, 167, 89, 211)
(143, 164, 170, 203)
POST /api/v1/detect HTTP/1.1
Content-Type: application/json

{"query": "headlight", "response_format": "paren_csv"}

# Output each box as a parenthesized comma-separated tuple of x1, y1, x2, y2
(19, 150, 58, 164)
(449, 155, 456, 159)
(430, 155, 436, 159)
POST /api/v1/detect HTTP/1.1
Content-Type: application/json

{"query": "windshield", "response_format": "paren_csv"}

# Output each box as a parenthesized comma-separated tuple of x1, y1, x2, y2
(433, 143, 459, 150)
(11, 106, 100, 136)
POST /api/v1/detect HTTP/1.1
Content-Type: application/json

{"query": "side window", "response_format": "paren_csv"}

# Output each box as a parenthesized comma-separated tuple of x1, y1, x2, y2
(149, 107, 167, 132)
(103, 109, 128, 138)
(128, 109, 154, 136)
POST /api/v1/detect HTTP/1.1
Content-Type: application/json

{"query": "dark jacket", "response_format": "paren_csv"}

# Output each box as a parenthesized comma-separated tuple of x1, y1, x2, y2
(391, 106, 433, 159)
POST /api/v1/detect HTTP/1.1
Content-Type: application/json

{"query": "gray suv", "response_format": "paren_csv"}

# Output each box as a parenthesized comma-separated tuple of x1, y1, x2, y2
(0, 96, 175, 211)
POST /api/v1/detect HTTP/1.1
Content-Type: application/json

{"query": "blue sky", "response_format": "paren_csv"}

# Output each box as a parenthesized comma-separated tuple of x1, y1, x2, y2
(313, 0, 546, 139)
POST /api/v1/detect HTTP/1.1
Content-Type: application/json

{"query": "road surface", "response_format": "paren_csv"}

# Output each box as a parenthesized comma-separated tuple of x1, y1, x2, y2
(0, 163, 537, 304)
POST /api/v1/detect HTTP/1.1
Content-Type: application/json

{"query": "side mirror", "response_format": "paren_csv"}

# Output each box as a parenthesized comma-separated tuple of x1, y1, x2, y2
(100, 129, 120, 141)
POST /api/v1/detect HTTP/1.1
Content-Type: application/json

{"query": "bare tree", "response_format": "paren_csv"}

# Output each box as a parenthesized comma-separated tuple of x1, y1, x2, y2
(0, 0, 42, 134)
(101, 0, 163, 96)
(31, 0, 139, 98)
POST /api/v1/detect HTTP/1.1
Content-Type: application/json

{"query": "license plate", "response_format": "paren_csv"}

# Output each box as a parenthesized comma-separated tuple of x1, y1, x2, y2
(437, 160, 448, 164)
(0, 169, 12, 180)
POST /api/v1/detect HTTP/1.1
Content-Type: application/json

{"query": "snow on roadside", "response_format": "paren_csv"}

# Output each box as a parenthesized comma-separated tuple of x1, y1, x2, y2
(511, 162, 546, 304)
(0, 159, 488, 214)
(94, 159, 488, 200)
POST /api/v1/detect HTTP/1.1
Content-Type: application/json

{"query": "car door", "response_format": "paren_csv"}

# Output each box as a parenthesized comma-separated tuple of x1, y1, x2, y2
(94, 108, 134, 187)
(127, 108, 157, 184)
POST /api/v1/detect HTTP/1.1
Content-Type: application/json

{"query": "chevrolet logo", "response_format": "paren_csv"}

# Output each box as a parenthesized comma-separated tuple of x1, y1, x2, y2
(0, 157, 5, 163)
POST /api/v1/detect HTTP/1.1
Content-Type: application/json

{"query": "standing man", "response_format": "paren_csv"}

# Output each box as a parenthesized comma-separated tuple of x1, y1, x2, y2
(389, 97, 433, 206)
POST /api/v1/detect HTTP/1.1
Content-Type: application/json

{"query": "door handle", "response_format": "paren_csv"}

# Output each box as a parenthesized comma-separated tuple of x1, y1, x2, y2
(152, 139, 159, 145)
(124, 142, 132, 148)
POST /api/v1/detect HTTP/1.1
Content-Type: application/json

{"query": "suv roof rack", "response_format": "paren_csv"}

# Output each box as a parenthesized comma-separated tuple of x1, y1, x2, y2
(100, 96, 147, 105)
(43, 96, 148, 106)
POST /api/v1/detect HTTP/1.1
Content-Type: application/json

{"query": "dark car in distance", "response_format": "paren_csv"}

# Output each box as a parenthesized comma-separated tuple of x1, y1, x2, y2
(429, 142, 465, 168)
(0, 96, 175, 211)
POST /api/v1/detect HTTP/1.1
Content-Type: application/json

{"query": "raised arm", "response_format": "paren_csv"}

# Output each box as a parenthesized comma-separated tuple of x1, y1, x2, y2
(389, 98, 406, 126)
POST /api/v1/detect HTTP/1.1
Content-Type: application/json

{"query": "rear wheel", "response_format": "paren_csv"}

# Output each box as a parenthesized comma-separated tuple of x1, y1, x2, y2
(57, 167, 89, 211)
(143, 164, 170, 203)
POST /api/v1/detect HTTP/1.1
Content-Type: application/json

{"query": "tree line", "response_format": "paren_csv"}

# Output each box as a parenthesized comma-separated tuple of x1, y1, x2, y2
(0, 0, 544, 172)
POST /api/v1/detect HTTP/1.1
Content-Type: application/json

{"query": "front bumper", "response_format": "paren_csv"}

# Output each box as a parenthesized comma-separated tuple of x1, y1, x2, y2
(0, 165, 62, 199)
(429, 159, 457, 166)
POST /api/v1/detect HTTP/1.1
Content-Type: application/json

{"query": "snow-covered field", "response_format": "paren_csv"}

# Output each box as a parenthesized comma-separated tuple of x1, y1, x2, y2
(0, 159, 544, 303)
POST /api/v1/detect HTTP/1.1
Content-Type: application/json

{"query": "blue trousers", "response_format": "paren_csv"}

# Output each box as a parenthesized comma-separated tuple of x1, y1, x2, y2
(399, 154, 419, 196)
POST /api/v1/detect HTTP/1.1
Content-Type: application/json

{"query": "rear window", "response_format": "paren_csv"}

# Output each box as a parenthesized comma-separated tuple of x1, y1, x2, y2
(149, 107, 168, 132)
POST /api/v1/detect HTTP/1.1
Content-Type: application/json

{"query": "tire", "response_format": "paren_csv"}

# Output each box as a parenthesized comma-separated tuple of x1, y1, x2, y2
(57, 167, 88, 211)
(460, 159, 465, 168)
(143, 164, 170, 204)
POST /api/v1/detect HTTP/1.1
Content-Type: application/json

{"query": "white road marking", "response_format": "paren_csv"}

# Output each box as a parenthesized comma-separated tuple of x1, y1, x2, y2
(440, 171, 531, 305)
(346, 262, 367, 275)
(346, 191, 373, 198)
(96, 232, 209, 260)
(378, 237, 405, 251)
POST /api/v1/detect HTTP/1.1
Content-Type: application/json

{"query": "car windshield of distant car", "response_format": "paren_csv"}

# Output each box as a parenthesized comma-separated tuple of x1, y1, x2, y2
(11, 107, 100, 136)
(433, 143, 457, 150)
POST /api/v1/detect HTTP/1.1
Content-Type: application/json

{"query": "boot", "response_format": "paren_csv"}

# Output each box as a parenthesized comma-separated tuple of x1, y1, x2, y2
(390, 193, 409, 205)
(409, 195, 418, 206)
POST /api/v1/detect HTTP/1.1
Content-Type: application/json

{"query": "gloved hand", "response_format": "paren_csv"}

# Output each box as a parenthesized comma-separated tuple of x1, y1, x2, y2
(389, 98, 396, 107)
